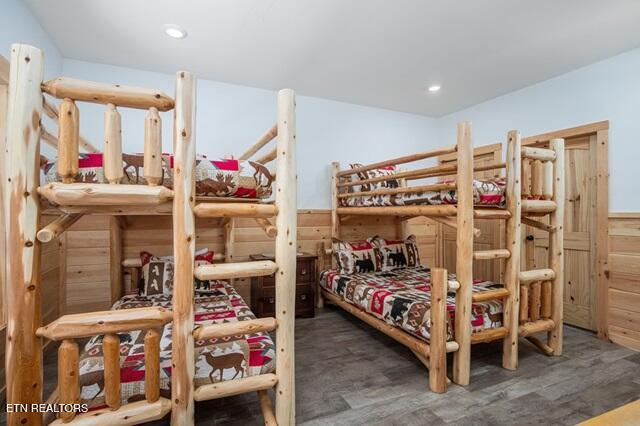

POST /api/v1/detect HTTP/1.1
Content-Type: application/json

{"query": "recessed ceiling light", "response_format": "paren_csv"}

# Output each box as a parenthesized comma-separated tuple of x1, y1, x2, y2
(164, 25, 187, 39)
(428, 85, 441, 93)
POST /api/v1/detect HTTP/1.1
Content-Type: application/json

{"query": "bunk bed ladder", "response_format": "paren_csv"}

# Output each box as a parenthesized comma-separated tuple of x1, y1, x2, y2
(518, 140, 565, 356)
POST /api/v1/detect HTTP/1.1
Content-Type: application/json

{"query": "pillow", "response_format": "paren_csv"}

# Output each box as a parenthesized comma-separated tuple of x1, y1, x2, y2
(139, 249, 215, 296)
(349, 163, 400, 192)
(332, 238, 384, 275)
(140, 252, 174, 296)
(368, 235, 421, 271)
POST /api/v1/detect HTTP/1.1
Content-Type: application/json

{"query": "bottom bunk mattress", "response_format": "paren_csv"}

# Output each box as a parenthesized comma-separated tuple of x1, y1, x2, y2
(78, 282, 275, 409)
(320, 266, 504, 342)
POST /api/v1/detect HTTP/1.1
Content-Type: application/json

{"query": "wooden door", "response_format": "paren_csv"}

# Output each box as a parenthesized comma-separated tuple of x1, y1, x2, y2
(523, 123, 609, 333)
(439, 143, 505, 282)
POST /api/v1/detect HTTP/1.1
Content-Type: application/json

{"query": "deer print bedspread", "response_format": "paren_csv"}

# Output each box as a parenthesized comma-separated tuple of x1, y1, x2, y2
(320, 266, 504, 342)
(43, 153, 274, 199)
(78, 282, 275, 409)
(340, 178, 506, 207)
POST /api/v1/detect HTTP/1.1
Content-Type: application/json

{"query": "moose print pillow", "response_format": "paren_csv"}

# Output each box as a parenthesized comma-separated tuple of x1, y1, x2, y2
(332, 238, 385, 275)
(369, 235, 421, 271)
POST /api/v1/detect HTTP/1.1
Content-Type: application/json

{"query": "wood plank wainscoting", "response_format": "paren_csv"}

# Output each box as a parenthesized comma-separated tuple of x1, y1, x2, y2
(60, 211, 438, 314)
(607, 213, 640, 351)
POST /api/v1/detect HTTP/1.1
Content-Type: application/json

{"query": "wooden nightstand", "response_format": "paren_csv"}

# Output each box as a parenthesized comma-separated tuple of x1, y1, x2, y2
(250, 252, 316, 318)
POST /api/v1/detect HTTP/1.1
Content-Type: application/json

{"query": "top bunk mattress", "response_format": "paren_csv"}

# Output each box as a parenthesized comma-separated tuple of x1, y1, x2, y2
(78, 281, 275, 409)
(43, 153, 274, 199)
(320, 266, 504, 342)
(340, 178, 506, 207)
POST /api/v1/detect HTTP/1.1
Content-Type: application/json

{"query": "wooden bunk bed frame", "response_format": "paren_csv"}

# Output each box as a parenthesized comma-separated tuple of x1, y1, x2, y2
(5, 44, 297, 426)
(318, 121, 565, 393)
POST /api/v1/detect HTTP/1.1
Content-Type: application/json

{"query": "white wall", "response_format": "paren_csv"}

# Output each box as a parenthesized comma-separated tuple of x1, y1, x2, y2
(0, 0, 63, 78)
(438, 47, 640, 212)
(62, 59, 438, 208)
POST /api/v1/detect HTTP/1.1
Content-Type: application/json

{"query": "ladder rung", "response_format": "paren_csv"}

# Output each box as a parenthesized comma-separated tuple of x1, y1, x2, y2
(470, 327, 509, 344)
(194, 260, 277, 280)
(473, 249, 510, 260)
(519, 268, 555, 283)
(472, 288, 510, 303)
(194, 373, 278, 401)
(193, 202, 277, 218)
(193, 317, 277, 340)
(522, 200, 556, 214)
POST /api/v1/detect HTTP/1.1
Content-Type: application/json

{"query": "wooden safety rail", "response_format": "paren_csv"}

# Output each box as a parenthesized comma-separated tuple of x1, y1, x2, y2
(36, 307, 173, 424)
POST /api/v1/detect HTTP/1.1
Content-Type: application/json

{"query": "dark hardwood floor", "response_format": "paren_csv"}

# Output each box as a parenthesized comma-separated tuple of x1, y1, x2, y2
(13, 307, 640, 425)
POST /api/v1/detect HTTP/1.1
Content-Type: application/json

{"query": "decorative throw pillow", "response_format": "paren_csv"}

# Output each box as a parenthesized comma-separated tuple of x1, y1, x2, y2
(140, 252, 174, 296)
(349, 163, 400, 192)
(332, 238, 384, 275)
(368, 235, 421, 271)
(139, 249, 215, 296)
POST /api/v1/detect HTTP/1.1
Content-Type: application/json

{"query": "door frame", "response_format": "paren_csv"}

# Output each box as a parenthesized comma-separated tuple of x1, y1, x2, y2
(523, 120, 609, 340)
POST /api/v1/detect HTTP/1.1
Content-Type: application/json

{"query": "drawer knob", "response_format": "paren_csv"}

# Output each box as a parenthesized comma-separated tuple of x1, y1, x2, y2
(300, 294, 307, 301)
(268, 298, 275, 304)
(300, 269, 307, 275)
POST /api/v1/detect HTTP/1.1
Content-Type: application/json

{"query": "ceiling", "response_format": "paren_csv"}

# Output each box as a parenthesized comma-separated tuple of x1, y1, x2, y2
(25, 0, 640, 117)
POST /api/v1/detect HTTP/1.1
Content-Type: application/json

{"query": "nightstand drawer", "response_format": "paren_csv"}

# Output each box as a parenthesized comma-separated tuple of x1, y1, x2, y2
(250, 252, 317, 318)
(296, 260, 314, 283)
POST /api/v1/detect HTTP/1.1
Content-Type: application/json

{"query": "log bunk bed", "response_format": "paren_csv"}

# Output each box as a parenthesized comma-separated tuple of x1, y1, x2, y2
(5, 44, 297, 425)
(317, 121, 565, 393)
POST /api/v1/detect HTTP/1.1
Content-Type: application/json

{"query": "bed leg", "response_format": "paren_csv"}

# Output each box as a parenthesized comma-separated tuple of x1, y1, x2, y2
(316, 242, 326, 308)
(429, 267, 448, 393)
(171, 70, 197, 426)
(274, 88, 297, 426)
(5, 43, 45, 426)
(503, 130, 522, 370)
(453, 122, 473, 386)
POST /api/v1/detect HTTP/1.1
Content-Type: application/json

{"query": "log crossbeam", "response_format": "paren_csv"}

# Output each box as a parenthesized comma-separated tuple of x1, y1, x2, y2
(36, 307, 173, 340)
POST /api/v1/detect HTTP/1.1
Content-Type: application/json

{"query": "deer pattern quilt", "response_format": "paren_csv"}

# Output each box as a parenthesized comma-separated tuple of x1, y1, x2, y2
(78, 281, 275, 410)
(43, 153, 274, 199)
(340, 178, 506, 207)
(320, 266, 504, 342)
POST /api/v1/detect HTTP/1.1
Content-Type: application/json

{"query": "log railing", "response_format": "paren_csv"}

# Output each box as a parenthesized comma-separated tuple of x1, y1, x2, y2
(38, 76, 174, 200)
(36, 307, 172, 423)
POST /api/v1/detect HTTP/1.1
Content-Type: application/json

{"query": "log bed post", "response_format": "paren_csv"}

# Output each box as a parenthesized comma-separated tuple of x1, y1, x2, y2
(429, 267, 448, 393)
(274, 88, 297, 425)
(548, 138, 565, 355)
(171, 71, 197, 425)
(5, 43, 45, 426)
(322, 161, 340, 308)
(503, 130, 522, 370)
(452, 121, 473, 386)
